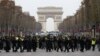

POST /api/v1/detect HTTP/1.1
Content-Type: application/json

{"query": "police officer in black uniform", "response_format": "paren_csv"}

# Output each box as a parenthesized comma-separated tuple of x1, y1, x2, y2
(0, 36, 3, 52)
(64, 37, 69, 52)
(85, 37, 91, 51)
(80, 36, 85, 52)
(32, 36, 37, 52)
(4, 36, 11, 52)
(15, 36, 24, 52)
(57, 36, 63, 52)
(26, 36, 32, 52)
(23, 36, 28, 51)
(69, 37, 74, 52)
(11, 36, 17, 52)
(53, 36, 58, 50)
(39, 37, 42, 49)
(46, 35, 53, 52)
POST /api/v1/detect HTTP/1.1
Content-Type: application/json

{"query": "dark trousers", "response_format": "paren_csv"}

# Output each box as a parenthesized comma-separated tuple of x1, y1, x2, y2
(64, 46, 69, 52)
(92, 45, 95, 51)
(57, 46, 63, 52)
(80, 45, 84, 52)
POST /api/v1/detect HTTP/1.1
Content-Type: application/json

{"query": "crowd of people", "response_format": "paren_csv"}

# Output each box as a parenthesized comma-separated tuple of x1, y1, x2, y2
(0, 34, 100, 53)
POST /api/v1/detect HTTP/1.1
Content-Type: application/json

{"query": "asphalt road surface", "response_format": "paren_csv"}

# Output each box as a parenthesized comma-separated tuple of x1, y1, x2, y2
(0, 49, 100, 56)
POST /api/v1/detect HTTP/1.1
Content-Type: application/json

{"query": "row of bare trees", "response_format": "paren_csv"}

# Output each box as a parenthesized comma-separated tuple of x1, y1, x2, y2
(0, 0, 42, 36)
(58, 0, 100, 35)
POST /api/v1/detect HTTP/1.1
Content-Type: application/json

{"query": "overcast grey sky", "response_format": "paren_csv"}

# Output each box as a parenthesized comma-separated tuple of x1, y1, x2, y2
(15, 0, 82, 19)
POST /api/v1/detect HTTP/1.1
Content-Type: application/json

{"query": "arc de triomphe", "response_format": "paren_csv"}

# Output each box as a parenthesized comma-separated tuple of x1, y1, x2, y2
(37, 7, 63, 32)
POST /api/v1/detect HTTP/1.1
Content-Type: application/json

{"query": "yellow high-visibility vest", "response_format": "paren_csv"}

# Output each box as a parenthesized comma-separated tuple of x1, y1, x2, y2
(16, 37, 19, 40)
(92, 40, 96, 45)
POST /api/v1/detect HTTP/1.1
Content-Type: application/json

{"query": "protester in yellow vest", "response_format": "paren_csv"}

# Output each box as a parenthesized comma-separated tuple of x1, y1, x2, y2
(91, 38, 96, 51)
(92, 39, 96, 45)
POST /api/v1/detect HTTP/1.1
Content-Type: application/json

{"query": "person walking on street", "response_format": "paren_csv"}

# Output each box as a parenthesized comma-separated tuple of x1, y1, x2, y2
(91, 38, 96, 51)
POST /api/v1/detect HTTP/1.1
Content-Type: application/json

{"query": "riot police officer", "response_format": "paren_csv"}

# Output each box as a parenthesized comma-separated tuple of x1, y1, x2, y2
(11, 36, 17, 52)
(57, 36, 63, 52)
(0, 36, 3, 52)
(46, 35, 53, 52)
(64, 37, 69, 52)
(26, 36, 32, 52)
(4, 36, 11, 52)
(80, 36, 85, 52)
(15, 36, 24, 52)
(32, 36, 37, 52)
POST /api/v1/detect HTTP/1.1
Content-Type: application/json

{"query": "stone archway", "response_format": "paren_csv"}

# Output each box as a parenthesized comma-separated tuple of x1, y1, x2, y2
(37, 7, 63, 32)
(46, 18, 54, 32)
